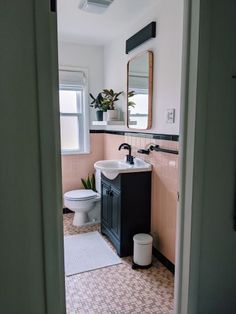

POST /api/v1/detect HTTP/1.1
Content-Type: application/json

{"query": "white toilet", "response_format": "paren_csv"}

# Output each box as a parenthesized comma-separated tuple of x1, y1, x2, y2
(64, 189, 101, 226)
(63, 171, 101, 226)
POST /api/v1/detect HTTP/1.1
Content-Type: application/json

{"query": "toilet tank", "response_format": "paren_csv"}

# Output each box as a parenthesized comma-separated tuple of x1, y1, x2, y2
(95, 170, 101, 194)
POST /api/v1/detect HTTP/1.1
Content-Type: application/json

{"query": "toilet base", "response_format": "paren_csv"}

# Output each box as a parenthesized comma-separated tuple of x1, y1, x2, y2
(73, 212, 89, 226)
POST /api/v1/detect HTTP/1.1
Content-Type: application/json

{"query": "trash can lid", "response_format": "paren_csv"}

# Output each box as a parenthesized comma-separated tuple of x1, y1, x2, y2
(133, 233, 153, 245)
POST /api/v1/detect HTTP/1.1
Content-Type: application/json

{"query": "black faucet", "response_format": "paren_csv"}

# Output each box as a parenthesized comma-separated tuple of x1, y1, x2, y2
(118, 143, 134, 165)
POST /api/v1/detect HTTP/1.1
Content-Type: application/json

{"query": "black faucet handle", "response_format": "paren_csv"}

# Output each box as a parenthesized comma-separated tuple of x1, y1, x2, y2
(118, 143, 131, 151)
(126, 155, 134, 165)
(130, 156, 134, 164)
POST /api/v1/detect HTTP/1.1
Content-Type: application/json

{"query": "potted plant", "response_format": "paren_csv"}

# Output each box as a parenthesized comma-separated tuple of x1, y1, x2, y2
(89, 92, 108, 121)
(102, 89, 123, 121)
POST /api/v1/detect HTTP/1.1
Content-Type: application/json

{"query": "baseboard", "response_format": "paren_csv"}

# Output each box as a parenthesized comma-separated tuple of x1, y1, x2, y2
(63, 207, 73, 214)
(152, 247, 175, 274)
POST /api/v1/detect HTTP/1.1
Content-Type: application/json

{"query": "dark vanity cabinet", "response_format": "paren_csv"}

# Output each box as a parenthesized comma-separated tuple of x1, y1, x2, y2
(101, 171, 151, 257)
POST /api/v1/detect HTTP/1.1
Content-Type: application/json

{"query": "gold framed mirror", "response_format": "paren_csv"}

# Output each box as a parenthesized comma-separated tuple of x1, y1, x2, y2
(127, 51, 153, 130)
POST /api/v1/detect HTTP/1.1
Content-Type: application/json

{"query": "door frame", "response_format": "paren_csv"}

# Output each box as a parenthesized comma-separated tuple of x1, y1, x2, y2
(175, 0, 212, 312)
(34, 1, 66, 313)
(38, 0, 205, 313)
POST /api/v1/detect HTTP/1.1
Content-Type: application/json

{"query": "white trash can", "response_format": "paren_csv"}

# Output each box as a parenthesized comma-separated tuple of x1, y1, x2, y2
(133, 233, 153, 269)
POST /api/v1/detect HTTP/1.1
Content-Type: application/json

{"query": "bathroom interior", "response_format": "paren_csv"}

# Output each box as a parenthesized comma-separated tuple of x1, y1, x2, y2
(58, 0, 183, 313)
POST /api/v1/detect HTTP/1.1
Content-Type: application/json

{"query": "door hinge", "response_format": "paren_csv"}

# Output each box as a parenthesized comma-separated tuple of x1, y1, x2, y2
(50, 0, 57, 12)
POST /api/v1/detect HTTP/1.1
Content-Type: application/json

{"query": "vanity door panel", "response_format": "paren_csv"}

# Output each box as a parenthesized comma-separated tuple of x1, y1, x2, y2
(101, 181, 111, 228)
(110, 187, 121, 240)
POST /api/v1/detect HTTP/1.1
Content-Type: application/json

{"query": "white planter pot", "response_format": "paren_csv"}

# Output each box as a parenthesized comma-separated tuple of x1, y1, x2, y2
(103, 111, 107, 121)
(107, 109, 118, 121)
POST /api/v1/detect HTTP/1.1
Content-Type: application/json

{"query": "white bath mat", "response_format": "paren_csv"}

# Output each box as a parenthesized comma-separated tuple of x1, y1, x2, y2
(64, 231, 121, 276)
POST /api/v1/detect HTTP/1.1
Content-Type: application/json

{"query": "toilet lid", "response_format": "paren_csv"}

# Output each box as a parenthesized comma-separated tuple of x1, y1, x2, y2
(64, 189, 98, 201)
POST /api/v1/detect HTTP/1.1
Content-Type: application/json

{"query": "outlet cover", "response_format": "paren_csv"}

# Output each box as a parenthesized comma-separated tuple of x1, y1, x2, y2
(166, 108, 175, 124)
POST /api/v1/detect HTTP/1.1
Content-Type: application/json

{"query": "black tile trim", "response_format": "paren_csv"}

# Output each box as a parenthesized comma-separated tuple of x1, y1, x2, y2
(106, 130, 126, 136)
(90, 130, 179, 142)
(153, 134, 179, 141)
(153, 246, 175, 274)
(63, 207, 73, 214)
(89, 130, 105, 134)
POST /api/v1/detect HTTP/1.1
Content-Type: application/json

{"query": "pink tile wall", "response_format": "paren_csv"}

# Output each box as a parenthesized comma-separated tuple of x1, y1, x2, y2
(61, 132, 178, 264)
(61, 134, 104, 194)
(104, 134, 128, 160)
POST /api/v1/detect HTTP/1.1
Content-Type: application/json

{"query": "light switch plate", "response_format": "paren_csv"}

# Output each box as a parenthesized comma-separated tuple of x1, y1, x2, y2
(166, 108, 175, 124)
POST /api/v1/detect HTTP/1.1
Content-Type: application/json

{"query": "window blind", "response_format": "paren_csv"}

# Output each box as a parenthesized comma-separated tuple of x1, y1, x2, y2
(59, 70, 86, 87)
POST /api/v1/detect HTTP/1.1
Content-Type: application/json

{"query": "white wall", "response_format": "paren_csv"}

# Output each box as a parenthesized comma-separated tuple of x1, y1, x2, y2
(104, 0, 183, 135)
(58, 41, 104, 123)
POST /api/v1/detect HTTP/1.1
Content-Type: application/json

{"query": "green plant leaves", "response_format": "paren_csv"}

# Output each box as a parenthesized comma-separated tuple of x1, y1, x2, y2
(81, 178, 88, 189)
(89, 92, 107, 111)
(128, 90, 135, 97)
(90, 89, 123, 111)
(81, 174, 97, 192)
(86, 175, 92, 189)
(102, 89, 123, 110)
(91, 174, 96, 192)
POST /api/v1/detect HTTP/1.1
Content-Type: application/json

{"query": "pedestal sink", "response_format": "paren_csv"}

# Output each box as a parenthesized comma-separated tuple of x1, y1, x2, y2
(94, 157, 152, 180)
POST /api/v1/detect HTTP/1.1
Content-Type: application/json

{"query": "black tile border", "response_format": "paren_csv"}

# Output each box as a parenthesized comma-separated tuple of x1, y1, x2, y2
(153, 246, 175, 274)
(90, 130, 179, 142)
(90, 130, 105, 134)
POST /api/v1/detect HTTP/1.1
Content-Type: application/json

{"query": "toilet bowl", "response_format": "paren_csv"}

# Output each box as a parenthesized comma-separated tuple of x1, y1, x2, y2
(64, 189, 101, 226)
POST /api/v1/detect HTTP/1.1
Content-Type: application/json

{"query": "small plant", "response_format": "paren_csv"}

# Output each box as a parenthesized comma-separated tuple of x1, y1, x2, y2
(128, 90, 136, 109)
(102, 89, 123, 110)
(89, 92, 108, 112)
(81, 174, 97, 192)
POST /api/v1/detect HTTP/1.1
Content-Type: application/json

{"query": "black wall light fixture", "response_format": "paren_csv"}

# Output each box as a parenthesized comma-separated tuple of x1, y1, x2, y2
(126, 21, 156, 54)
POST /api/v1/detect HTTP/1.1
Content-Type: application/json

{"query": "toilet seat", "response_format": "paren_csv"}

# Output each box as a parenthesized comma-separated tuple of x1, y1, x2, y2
(64, 189, 99, 201)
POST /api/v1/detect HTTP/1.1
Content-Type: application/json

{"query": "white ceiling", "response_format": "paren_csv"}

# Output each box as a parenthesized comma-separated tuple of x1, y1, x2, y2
(57, 0, 158, 45)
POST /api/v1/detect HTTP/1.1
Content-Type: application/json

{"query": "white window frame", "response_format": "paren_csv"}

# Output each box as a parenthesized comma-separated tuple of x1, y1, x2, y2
(132, 87, 148, 95)
(59, 66, 90, 155)
(129, 88, 149, 117)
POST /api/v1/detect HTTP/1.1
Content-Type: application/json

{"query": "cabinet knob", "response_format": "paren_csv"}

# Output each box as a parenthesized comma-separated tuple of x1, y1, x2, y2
(105, 189, 113, 197)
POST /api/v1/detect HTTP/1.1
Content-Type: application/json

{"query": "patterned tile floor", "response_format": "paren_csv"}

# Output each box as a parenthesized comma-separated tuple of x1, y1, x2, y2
(64, 213, 174, 314)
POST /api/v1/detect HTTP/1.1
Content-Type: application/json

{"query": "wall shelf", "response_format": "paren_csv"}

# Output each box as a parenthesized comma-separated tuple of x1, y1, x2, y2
(92, 120, 125, 126)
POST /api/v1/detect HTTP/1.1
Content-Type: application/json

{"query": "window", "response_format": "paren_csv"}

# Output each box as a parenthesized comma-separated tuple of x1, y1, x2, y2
(59, 69, 89, 154)
(128, 88, 149, 129)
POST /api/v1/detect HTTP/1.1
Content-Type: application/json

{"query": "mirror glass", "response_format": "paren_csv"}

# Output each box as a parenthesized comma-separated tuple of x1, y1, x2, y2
(127, 51, 153, 129)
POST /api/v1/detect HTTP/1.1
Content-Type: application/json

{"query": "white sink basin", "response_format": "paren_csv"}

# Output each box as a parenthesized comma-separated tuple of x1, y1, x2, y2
(94, 158, 152, 180)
